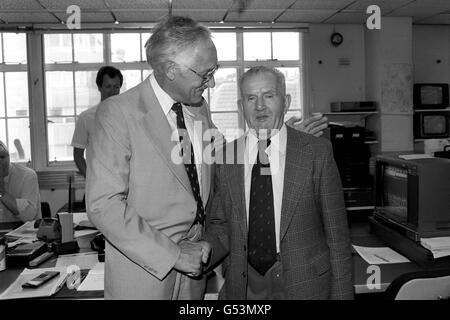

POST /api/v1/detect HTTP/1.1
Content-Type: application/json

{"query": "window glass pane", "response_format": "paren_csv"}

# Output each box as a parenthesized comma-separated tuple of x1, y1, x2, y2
(44, 34, 72, 63)
(111, 33, 140, 62)
(211, 113, 240, 142)
(142, 69, 151, 79)
(0, 73, 4, 117)
(74, 34, 103, 63)
(141, 33, 151, 62)
(243, 32, 271, 61)
(0, 34, 3, 62)
(212, 33, 236, 61)
(273, 32, 299, 60)
(46, 71, 74, 116)
(0, 119, 5, 143)
(277, 67, 302, 111)
(47, 117, 75, 162)
(75, 71, 98, 114)
(5, 72, 29, 117)
(7, 118, 30, 162)
(210, 68, 237, 111)
(121, 70, 141, 92)
(3, 33, 27, 64)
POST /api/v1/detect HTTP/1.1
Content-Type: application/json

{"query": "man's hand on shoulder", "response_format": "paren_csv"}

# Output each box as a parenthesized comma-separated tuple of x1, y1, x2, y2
(286, 114, 328, 137)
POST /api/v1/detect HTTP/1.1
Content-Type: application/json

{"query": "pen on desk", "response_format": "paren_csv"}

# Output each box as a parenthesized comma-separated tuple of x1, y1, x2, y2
(374, 254, 389, 263)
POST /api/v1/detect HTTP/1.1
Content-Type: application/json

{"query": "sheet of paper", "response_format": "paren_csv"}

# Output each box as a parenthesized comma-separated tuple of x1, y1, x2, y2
(56, 252, 99, 269)
(71, 212, 95, 228)
(420, 237, 450, 258)
(398, 154, 434, 160)
(74, 229, 100, 239)
(5, 221, 38, 241)
(353, 245, 410, 264)
(0, 267, 68, 300)
(77, 262, 104, 291)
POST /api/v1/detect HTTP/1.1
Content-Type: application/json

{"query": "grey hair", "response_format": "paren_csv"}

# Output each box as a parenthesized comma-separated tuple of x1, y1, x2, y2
(145, 15, 212, 72)
(238, 66, 286, 97)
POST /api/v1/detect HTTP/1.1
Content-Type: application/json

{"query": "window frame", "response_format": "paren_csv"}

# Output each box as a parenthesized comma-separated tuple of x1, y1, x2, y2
(6, 27, 308, 172)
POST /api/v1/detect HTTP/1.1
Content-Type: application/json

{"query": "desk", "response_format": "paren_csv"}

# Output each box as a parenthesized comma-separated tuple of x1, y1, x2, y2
(0, 222, 102, 299)
(0, 220, 440, 299)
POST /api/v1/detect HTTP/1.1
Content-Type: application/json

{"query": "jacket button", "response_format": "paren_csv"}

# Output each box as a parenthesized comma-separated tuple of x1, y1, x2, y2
(242, 272, 246, 278)
(243, 245, 246, 251)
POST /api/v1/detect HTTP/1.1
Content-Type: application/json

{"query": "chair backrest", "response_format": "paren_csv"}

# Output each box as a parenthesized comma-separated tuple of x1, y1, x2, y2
(41, 202, 52, 218)
(384, 269, 450, 300)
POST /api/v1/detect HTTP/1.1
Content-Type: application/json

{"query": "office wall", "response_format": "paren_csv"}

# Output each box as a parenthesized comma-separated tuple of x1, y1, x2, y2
(413, 25, 450, 83)
(308, 24, 366, 113)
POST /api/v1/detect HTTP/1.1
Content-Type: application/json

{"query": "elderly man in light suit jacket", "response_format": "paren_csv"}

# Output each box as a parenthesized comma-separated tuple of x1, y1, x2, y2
(86, 16, 217, 300)
(205, 66, 354, 300)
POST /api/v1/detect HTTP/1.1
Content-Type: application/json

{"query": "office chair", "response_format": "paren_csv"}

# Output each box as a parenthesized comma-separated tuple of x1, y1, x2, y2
(384, 269, 450, 300)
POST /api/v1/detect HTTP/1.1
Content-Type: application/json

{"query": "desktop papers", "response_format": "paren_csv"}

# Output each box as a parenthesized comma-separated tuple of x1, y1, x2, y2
(398, 154, 434, 160)
(72, 212, 95, 228)
(0, 267, 68, 300)
(420, 237, 450, 259)
(5, 221, 38, 246)
(56, 252, 99, 269)
(77, 262, 104, 291)
(353, 245, 410, 264)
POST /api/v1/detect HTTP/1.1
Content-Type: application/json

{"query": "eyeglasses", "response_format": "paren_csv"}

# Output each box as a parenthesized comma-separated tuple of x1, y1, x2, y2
(178, 63, 220, 85)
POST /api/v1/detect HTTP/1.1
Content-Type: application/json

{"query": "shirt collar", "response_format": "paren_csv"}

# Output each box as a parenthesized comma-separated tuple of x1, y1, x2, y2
(149, 72, 176, 117)
(246, 124, 287, 161)
(149, 72, 197, 120)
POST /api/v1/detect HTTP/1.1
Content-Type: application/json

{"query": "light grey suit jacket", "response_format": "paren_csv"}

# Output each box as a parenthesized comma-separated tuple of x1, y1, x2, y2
(86, 77, 215, 299)
(206, 126, 354, 299)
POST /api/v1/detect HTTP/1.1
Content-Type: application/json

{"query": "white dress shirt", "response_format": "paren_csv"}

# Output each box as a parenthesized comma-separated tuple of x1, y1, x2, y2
(244, 125, 287, 253)
(0, 163, 41, 223)
(149, 73, 204, 198)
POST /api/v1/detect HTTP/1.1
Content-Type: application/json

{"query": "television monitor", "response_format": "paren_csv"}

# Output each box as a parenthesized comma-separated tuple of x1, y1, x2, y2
(413, 111, 450, 139)
(413, 83, 449, 109)
(374, 155, 450, 241)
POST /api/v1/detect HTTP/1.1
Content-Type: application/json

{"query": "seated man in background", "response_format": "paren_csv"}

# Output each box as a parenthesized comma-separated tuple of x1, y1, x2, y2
(0, 140, 41, 223)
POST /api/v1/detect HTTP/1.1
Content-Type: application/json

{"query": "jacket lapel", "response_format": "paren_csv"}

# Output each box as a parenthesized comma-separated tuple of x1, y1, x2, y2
(280, 127, 312, 241)
(138, 78, 192, 195)
(226, 138, 248, 240)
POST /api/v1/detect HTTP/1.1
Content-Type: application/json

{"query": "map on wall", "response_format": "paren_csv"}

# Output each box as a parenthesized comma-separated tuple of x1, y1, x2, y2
(381, 63, 413, 113)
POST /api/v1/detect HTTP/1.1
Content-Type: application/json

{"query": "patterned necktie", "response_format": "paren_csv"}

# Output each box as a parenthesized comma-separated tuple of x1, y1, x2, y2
(248, 139, 277, 276)
(171, 102, 205, 226)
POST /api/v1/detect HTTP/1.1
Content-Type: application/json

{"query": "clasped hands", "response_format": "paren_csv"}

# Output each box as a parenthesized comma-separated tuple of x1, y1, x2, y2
(174, 239, 211, 278)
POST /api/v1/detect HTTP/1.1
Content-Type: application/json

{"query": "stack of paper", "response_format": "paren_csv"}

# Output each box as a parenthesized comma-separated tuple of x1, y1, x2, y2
(0, 267, 68, 300)
(352, 245, 410, 264)
(77, 262, 104, 291)
(420, 237, 450, 259)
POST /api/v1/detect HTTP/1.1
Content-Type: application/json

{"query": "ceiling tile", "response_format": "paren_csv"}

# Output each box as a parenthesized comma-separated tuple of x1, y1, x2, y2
(230, 0, 297, 10)
(325, 12, 368, 24)
(114, 11, 170, 23)
(39, 0, 107, 10)
(346, 0, 413, 12)
(106, 0, 167, 10)
(172, 10, 227, 23)
(53, 11, 113, 23)
(1, 0, 43, 10)
(277, 9, 337, 23)
(0, 12, 60, 23)
(225, 10, 282, 22)
(415, 13, 450, 24)
(173, 0, 233, 10)
(291, 0, 355, 10)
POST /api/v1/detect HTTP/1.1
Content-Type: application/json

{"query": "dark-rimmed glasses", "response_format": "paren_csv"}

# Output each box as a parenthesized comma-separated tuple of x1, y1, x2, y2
(178, 63, 220, 85)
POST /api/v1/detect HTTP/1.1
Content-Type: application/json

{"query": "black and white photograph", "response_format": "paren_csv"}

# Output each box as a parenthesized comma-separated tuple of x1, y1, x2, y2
(0, 0, 449, 312)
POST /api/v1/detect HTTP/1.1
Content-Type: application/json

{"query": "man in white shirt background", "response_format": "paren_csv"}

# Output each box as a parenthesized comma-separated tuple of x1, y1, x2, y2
(71, 66, 123, 179)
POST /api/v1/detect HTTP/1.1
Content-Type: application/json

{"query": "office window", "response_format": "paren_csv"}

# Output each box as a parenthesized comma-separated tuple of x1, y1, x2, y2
(0, 33, 30, 162)
(207, 31, 304, 141)
(43, 33, 150, 162)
